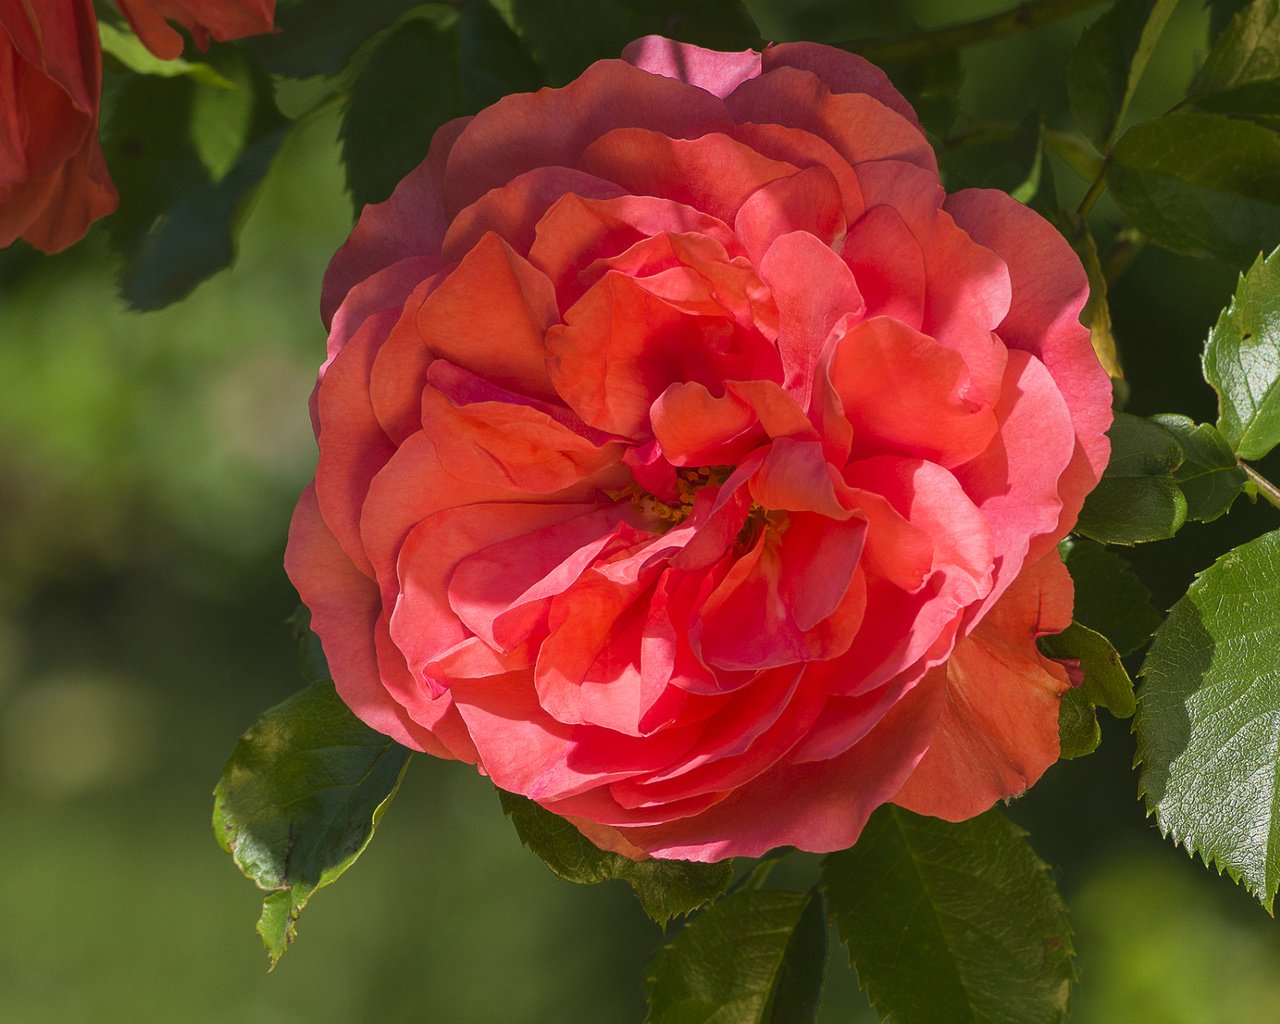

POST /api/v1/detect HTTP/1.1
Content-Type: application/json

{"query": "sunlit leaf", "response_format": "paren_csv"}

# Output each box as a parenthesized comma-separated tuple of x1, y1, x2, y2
(1137, 528, 1280, 911)
(1202, 246, 1280, 460)
(213, 680, 412, 966)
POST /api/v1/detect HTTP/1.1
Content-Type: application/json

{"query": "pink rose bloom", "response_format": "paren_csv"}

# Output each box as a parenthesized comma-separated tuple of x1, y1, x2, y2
(287, 37, 1112, 861)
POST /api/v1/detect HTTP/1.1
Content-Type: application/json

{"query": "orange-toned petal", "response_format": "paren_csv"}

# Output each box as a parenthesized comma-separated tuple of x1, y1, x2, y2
(892, 552, 1073, 820)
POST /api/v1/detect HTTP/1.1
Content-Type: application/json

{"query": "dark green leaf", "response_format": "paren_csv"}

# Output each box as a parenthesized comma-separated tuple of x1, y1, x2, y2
(1040, 622, 1136, 717)
(1060, 537, 1162, 656)
(499, 791, 732, 926)
(644, 888, 826, 1024)
(506, 0, 635, 85)
(1189, 0, 1280, 122)
(241, 0, 427, 78)
(340, 16, 465, 211)
(1136, 527, 1280, 911)
(1203, 246, 1280, 460)
(618, 0, 761, 50)
(1069, 0, 1178, 151)
(100, 49, 288, 310)
(213, 680, 412, 965)
(1107, 112, 1280, 267)
(1209, 0, 1257, 41)
(822, 808, 1075, 1024)
(458, 0, 546, 109)
(1058, 687, 1102, 759)
(288, 605, 331, 685)
(1151, 414, 1248, 520)
(1074, 412, 1188, 544)
(943, 109, 1045, 202)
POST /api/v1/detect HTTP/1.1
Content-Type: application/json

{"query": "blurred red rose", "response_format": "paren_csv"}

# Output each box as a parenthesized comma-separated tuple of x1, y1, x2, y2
(114, 0, 276, 60)
(0, 0, 116, 253)
(287, 37, 1113, 861)
(0, 0, 275, 253)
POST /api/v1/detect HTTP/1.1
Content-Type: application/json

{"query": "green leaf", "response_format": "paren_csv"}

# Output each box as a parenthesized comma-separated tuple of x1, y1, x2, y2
(644, 888, 826, 1024)
(1151, 414, 1248, 520)
(100, 49, 288, 310)
(1136, 527, 1280, 911)
(618, 0, 761, 50)
(498, 791, 732, 926)
(98, 21, 234, 88)
(340, 16, 465, 211)
(1209, 0, 1257, 41)
(1058, 687, 1103, 759)
(213, 680, 412, 965)
(1203, 246, 1280, 460)
(1060, 537, 1162, 656)
(457, 0, 546, 109)
(241, 0, 428, 78)
(1189, 0, 1280, 123)
(1040, 622, 1136, 717)
(1069, 0, 1178, 151)
(1107, 111, 1280, 267)
(506, 0, 635, 85)
(943, 109, 1045, 202)
(1074, 412, 1188, 545)
(822, 808, 1075, 1024)
(1068, 220, 1124, 378)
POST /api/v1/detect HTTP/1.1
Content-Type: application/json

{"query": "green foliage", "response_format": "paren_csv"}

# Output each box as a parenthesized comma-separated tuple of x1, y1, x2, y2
(617, 0, 761, 51)
(504, 0, 636, 84)
(457, 0, 547, 109)
(498, 791, 733, 926)
(1058, 688, 1103, 759)
(1107, 112, 1280, 267)
(1137, 527, 1280, 911)
(1075, 412, 1188, 544)
(1060, 537, 1162, 656)
(644, 888, 826, 1024)
(1042, 622, 1136, 717)
(100, 49, 288, 310)
(241, 0, 428, 77)
(944, 109, 1046, 201)
(1188, 0, 1280, 129)
(213, 680, 412, 965)
(1068, 0, 1178, 151)
(340, 16, 465, 211)
(1203, 246, 1280, 460)
(98, 22, 234, 88)
(822, 808, 1075, 1024)
(1151, 415, 1247, 520)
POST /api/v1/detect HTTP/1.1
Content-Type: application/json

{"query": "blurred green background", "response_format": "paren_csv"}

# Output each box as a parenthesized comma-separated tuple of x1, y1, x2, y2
(4, 1, 1280, 1021)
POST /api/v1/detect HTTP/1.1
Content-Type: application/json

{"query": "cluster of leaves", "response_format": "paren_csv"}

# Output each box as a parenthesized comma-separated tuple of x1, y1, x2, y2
(195, 0, 1280, 1021)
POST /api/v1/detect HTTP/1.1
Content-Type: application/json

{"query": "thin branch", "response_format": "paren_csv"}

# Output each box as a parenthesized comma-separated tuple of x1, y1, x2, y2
(840, 0, 1109, 63)
(1243, 462, 1280, 511)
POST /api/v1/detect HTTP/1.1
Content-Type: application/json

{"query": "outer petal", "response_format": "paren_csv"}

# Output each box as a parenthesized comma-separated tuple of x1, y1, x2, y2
(945, 188, 1113, 542)
(114, 0, 275, 60)
(285, 485, 462, 757)
(892, 552, 1074, 820)
(622, 35, 762, 98)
